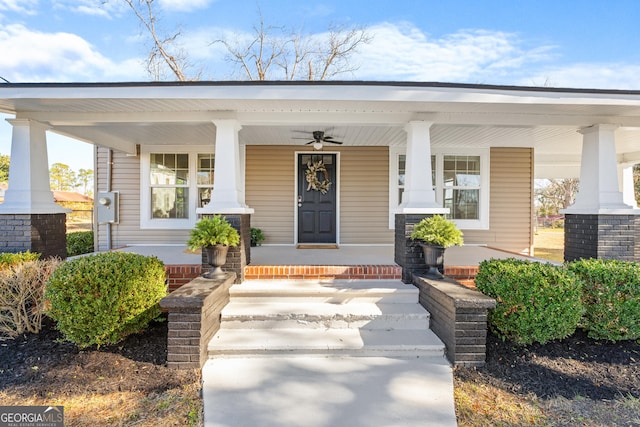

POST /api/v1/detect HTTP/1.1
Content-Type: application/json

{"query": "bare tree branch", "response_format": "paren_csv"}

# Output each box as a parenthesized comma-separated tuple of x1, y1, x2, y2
(119, 2, 370, 81)
(122, 0, 196, 81)
(535, 178, 579, 215)
(213, 10, 371, 80)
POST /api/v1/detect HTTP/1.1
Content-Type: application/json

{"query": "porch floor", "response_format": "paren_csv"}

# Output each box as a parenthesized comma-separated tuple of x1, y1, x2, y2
(117, 244, 536, 268)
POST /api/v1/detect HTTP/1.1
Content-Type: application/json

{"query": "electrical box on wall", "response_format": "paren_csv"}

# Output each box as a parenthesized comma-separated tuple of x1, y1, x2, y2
(97, 191, 119, 224)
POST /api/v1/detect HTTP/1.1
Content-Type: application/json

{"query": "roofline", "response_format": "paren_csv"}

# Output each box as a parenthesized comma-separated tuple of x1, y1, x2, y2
(1, 80, 639, 96)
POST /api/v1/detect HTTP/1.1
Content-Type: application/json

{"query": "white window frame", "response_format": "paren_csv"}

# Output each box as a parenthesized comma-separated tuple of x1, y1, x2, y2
(140, 145, 214, 229)
(389, 147, 489, 230)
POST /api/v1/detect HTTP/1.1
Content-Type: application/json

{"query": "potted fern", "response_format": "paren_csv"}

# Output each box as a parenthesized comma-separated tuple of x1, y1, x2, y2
(250, 227, 265, 247)
(411, 215, 463, 279)
(187, 215, 240, 279)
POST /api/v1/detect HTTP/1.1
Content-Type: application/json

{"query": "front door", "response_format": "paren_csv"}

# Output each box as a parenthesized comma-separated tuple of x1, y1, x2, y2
(297, 153, 337, 244)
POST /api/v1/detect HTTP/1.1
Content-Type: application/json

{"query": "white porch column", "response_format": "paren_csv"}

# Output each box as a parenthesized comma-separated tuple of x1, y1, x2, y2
(564, 124, 635, 213)
(0, 119, 67, 214)
(619, 164, 638, 208)
(399, 121, 448, 214)
(198, 119, 253, 214)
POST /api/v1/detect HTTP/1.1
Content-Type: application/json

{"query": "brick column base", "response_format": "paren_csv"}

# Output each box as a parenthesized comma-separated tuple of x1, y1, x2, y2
(565, 214, 640, 262)
(395, 214, 432, 283)
(200, 214, 250, 284)
(0, 213, 67, 259)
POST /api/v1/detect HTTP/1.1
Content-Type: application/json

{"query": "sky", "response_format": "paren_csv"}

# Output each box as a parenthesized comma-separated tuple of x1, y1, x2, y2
(0, 0, 639, 171)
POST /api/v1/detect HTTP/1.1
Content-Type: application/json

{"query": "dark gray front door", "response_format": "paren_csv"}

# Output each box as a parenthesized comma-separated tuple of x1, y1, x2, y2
(297, 153, 337, 244)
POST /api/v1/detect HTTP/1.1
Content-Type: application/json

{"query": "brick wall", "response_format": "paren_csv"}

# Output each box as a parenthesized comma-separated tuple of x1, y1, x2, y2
(159, 273, 235, 369)
(414, 274, 496, 367)
(165, 265, 202, 293)
(565, 214, 640, 262)
(0, 213, 67, 258)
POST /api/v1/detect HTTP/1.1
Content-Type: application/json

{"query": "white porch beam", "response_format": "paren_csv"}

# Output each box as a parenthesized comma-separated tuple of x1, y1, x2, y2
(0, 119, 68, 214)
(564, 124, 638, 214)
(399, 121, 449, 214)
(22, 109, 640, 128)
(197, 119, 254, 215)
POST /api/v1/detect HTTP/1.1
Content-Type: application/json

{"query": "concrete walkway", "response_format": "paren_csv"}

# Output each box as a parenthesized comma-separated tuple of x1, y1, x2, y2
(202, 356, 456, 427)
(202, 279, 458, 427)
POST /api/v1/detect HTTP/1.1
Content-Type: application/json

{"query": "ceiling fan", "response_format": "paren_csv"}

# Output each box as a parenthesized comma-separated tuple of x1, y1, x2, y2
(294, 130, 344, 150)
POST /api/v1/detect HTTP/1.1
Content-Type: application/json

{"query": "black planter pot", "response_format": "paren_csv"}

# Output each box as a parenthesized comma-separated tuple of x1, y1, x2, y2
(419, 243, 445, 279)
(203, 244, 230, 279)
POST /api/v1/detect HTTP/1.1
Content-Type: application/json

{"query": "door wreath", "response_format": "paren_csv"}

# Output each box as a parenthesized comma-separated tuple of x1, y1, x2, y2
(305, 160, 332, 194)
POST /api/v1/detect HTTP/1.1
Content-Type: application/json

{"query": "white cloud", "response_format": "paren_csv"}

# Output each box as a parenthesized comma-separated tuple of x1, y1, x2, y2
(353, 22, 556, 84)
(522, 64, 640, 90)
(52, 0, 127, 18)
(0, 0, 38, 15)
(0, 24, 146, 82)
(159, 0, 215, 12)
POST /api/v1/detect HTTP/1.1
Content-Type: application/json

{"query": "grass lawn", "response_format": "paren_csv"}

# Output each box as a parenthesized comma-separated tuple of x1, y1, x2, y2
(533, 227, 564, 263)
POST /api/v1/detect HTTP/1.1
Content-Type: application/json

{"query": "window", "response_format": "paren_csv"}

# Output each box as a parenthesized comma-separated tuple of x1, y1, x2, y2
(150, 153, 189, 219)
(141, 146, 222, 229)
(197, 153, 215, 208)
(442, 155, 481, 221)
(390, 148, 489, 229)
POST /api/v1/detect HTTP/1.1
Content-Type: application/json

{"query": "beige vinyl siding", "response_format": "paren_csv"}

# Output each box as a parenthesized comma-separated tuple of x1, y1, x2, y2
(245, 146, 296, 244)
(463, 147, 533, 255)
(95, 147, 189, 251)
(245, 146, 393, 245)
(339, 147, 393, 244)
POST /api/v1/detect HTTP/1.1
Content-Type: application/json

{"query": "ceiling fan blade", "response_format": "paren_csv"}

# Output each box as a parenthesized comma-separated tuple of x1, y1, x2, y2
(326, 140, 343, 144)
(305, 141, 315, 145)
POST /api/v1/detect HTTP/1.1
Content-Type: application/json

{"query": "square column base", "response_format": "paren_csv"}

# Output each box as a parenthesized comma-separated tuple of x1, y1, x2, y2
(395, 214, 435, 283)
(0, 213, 67, 259)
(565, 214, 640, 262)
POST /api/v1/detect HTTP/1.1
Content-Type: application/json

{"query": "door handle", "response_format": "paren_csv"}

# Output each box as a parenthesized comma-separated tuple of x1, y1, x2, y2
(297, 195, 303, 207)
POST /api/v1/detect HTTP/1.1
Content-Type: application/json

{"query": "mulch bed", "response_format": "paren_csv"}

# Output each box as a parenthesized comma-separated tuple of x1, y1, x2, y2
(456, 329, 640, 400)
(2, 317, 639, 404)
(0, 316, 196, 398)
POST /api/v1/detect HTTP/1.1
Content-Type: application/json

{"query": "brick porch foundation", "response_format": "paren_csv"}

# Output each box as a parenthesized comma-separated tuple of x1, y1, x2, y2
(165, 264, 479, 289)
(244, 264, 401, 280)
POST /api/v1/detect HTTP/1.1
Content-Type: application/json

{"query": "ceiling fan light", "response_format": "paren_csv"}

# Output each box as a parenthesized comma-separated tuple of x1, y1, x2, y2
(313, 142, 323, 150)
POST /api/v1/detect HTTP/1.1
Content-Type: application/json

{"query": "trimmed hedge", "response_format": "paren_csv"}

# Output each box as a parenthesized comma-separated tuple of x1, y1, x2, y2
(0, 252, 40, 271)
(475, 259, 584, 345)
(45, 252, 166, 348)
(67, 231, 94, 257)
(568, 259, 640, 341)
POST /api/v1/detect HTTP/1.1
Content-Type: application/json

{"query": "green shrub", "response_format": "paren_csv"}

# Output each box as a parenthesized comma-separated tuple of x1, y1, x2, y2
(0, 251, 40, 271)
(45, 252, 166, 348)
(568, 259, 640, 341)
(475, 258, 584, 345)
(186, 215, 240, 250)
(0, 259, 60, 337)
(410, 215, 463, 248)
(67, 231, 94, 257)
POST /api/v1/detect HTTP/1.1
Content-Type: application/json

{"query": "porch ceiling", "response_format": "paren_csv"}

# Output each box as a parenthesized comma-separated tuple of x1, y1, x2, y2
(2, 81, 640, 179)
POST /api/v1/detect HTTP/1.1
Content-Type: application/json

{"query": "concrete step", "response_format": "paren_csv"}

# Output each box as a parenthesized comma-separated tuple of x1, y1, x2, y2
(220, 301, 429, 330)
(208, 327, 445, 357)
(231, 279, 419, 303)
